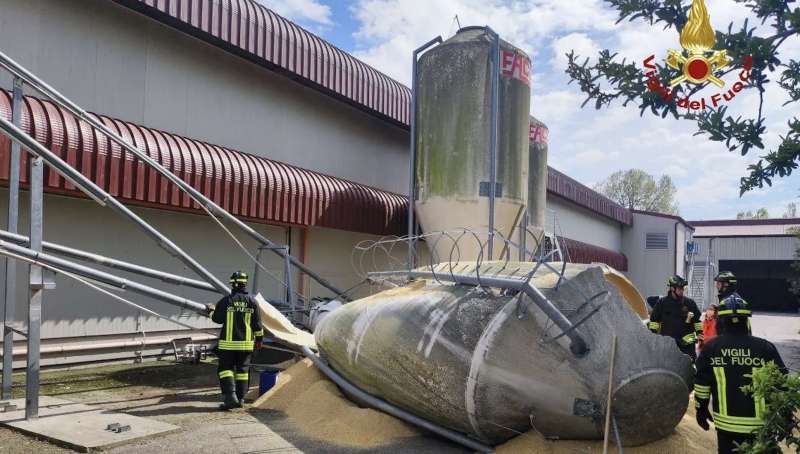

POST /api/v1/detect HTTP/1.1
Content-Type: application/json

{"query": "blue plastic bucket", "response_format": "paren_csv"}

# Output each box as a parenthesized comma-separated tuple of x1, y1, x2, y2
(259, 369, 279, 395)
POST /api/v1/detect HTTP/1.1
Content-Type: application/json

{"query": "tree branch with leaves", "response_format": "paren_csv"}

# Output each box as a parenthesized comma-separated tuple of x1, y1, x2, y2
(565, 0, 800, 195)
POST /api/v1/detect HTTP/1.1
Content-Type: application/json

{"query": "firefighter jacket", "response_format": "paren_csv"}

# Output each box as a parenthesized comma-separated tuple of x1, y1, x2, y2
(648, 293, 702, 346)
(694, 334, 787, 434)
(209, 290, 264, 351)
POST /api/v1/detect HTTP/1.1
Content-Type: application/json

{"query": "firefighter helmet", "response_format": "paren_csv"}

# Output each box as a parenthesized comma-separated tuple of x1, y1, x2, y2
(229, 270, 249, 286)
(714, 271, 737, 285)
(666, 275, 688, 288)
(717, 294, 751, 319)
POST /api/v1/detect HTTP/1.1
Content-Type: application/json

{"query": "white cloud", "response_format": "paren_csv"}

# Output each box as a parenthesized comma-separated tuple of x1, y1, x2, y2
(350, 0, 617, 84)
(256, 0, 332, 26)
(552, 33, 599, 69)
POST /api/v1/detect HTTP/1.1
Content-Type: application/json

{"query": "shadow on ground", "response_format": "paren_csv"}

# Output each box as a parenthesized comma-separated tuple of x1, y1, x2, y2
(247, 408, 470, 454)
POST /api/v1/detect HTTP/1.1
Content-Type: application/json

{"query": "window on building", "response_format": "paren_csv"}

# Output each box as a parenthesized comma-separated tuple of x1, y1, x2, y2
(646, 232, 669, 250)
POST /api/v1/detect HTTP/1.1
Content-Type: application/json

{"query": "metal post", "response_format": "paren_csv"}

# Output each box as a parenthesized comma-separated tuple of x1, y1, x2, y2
(285, 248, 295, 322)
(2, 77, 22, 399)
(251, 247, 264, 295)
(408, 36, 442, 273)
(519, 211, 528, 262)
(25, 153, 43, 420)
(486, 27, 500, 260)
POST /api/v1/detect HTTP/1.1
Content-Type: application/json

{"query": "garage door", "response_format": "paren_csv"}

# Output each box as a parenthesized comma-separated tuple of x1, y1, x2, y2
(718, 260, 799, 312)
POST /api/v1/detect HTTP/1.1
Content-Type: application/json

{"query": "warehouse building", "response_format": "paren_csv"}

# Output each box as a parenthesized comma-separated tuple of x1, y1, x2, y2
(690, 218, 800, 312)
(0, 0, 786, 367)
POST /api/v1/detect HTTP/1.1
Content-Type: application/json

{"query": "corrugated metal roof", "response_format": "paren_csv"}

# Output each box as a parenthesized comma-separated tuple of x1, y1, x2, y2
(548, 167, 632, 225)
(692, 224, 798, 237)
(0, 91, 407, 236)
(560, 236, 628, 271)
(113, 0, 411, 128)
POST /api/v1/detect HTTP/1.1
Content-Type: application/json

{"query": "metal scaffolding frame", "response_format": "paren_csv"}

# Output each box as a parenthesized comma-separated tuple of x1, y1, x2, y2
(0, 49, 342, 418)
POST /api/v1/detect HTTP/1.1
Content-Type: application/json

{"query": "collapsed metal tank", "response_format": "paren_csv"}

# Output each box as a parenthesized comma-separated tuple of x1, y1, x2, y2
(528, 116, 548, 231)
(315, 262, 693, 446)
(415, 27, 531, 261)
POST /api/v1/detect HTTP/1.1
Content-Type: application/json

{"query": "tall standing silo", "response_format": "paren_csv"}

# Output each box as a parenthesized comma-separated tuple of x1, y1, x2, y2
(528, 116, 548, 232)
(414, 27, 531, 261)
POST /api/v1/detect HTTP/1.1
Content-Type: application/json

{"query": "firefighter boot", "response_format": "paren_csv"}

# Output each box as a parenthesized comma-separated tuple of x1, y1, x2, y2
(235, 379, 248, 406)
(219, 376, 239, 411)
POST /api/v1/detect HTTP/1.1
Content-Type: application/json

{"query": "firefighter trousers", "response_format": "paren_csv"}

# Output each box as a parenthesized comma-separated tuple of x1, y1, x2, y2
(217, 349, 251, 398)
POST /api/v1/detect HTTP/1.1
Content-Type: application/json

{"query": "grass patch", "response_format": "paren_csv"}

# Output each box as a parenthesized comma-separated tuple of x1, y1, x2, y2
(6, 360, 218, 398)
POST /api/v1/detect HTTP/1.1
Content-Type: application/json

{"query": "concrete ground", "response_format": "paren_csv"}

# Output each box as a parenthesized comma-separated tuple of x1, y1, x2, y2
(0, 360, 465, 454)
(751, 312, 800, 372)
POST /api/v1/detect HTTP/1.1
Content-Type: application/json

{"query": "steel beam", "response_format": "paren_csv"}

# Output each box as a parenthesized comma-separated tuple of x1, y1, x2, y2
(0, 240, 207, 314)
(368, 269, 589, 356)
(25, 153, 44, 420)
(1, 77, 22, 400)
(486, 27, 500, 260)
(407, 36, 442, 272)
(0, 230, 216, 293)
(0, 115, 228, 294)
(0, 50, 344, 297)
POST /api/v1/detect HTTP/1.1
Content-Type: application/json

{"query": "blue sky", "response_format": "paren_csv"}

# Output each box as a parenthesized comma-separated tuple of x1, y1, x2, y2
(257, 0, 800, 220)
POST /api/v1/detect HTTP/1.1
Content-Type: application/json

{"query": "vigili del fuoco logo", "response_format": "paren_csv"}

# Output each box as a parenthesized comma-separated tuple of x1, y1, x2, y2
(643, 0, 753, 110)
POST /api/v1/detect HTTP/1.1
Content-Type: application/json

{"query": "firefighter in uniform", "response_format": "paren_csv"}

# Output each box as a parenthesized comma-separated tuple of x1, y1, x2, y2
(207, 271, 264, 410)
(714, 271, 750, 333)
(648, 275, 703, 360)
(694, 292, 787, 453)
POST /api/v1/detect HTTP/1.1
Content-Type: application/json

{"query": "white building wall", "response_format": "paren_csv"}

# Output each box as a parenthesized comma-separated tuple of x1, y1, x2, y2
(0, 0, 408, 194)
(622, 212, 690, 298)
(545, 195, 623, 252)
(693, 236, 799, 261)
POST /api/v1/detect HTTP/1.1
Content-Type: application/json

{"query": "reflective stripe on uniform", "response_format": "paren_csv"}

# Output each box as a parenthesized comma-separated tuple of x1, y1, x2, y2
(752, 368, 766, 420)
(694, 384, 711, 399)
(254, 329, 264, 337)
(713, 367, 728, 415)
(235, 373, 249, 381)
(208, 310, 214, 318)
(648, 322, 660, 330)
(682, 333, 697, 344)
(218, 340, 255, 351)
(713, 412, 763, 434)
(694, 322, 703, 331)
(218, 370, 234, 379)
(226, 310, 233, 342)
(718, 309, 752, 316)
(244, 312, 252, 342)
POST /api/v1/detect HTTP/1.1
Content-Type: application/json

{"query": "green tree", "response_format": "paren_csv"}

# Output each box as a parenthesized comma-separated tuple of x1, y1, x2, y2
(737, 208, 770, 219)
(594, 168, 679, 213)
(738, 363, 799, 454)
(565, 0, 800, 195)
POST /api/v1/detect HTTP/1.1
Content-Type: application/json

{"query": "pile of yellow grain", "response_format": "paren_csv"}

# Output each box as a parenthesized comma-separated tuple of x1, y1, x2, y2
(253, 359, 419, 448)
(254, 359, 717, 452)
(495, 404, 716, 453)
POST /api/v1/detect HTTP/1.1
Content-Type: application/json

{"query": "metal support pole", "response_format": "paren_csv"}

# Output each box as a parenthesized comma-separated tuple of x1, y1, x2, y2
(486, 27, 500, 260)
(407, 36, 442, 273)
(26, 154, 44, 420)
(0, 115, 228, 294)
(2, 77, 22, 399)
(519, 211, 528, 262)
(285, 248, 295, 322)
(251, 248, 264, 295)
(0, 230, 217, 293)
(0, 240, 207, 313)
